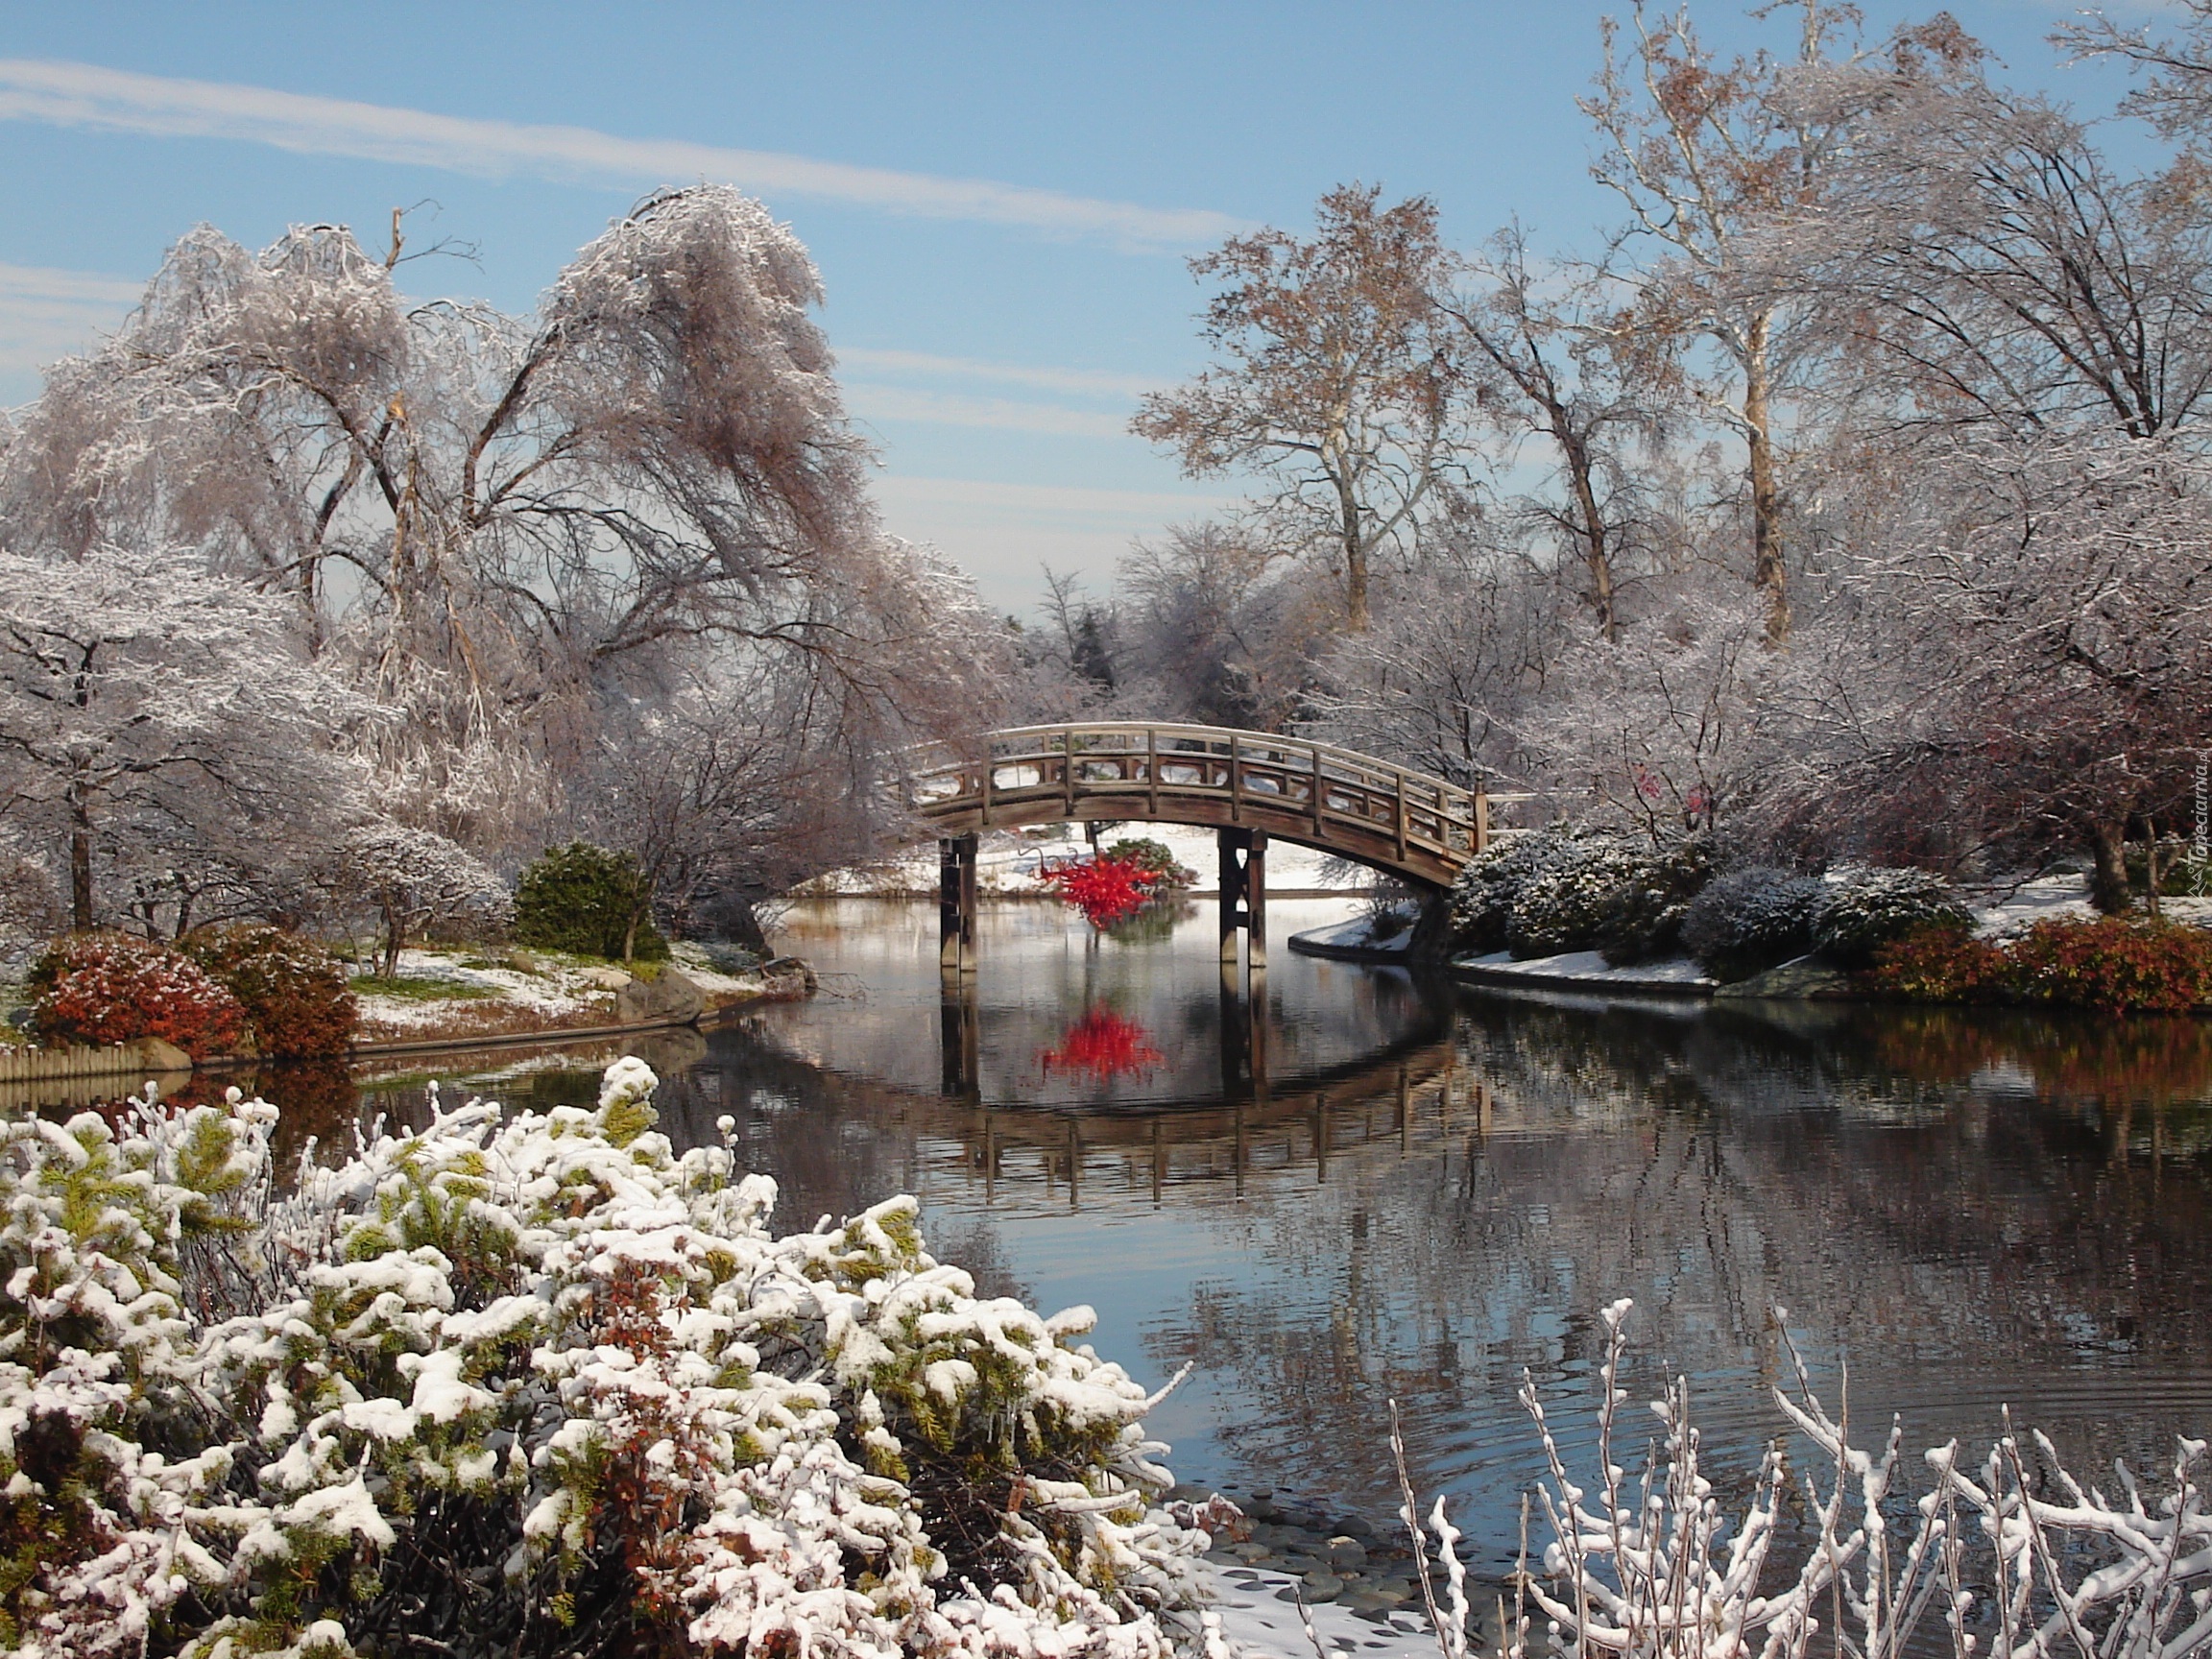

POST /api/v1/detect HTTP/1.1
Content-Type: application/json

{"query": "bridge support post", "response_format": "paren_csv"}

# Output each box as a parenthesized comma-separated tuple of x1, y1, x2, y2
(940, 970, 980, 1098)
(939, 833, 978, 973)
(1217, 828, 1266, 971)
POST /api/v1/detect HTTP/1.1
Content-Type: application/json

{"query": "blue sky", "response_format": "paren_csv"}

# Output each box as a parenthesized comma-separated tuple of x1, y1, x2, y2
(0, 1, 2161, 608)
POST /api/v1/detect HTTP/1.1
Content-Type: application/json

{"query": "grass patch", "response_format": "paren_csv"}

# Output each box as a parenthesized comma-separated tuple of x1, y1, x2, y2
(351, 974, 499, 1002)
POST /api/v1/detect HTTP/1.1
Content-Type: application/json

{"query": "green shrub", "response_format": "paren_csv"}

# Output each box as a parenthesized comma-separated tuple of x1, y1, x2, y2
(513, 842, 669, 961)
(182, 924, 356, 1057)
(26, 932, 250, 1057)
(1679, 867, 1829, 982)
(2003, 917, 2212, 1015)
(1815, 867, 1976, 970)
(1863, 922, 2008, 1002)
(1102, 837, 1197, 888)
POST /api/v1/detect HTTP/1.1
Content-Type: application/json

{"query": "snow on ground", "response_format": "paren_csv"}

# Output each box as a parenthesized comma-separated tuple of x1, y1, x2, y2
(798, 824, 1375, 897)
(349, 945, 782, 1043)
(1292, 913, 1415, 955)
(1210, 1564, 1450, 1657)
(1968, 872, 2212, 937)
(1457, 948, 1717, 987)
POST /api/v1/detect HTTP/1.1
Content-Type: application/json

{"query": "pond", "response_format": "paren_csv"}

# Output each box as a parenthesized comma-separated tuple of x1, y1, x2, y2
(373, 894, 2212, 1575)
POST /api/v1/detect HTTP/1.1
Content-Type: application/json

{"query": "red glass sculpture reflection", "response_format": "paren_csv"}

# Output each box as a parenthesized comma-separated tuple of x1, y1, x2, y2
(1039, 1004, 1164, 1083)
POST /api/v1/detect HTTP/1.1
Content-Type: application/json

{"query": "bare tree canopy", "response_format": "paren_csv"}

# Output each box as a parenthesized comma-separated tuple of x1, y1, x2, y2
(1132, 184, 1469, 631)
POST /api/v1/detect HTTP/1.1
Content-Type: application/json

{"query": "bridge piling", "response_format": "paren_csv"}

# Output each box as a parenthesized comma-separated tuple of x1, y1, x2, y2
(1217, 827, 1266, 971)
(939, 833, 978, 974)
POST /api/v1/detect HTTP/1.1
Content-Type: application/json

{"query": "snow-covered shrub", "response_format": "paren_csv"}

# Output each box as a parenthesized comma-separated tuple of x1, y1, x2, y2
(0, 1061, 1217, 1659)
(1399, 1301, 2212, 1659)
(1449, 830, 1576, 951)
(24, 931, 249, 1057)
(1593, 837, 1714, 966)
(1678, 866, 1829, 982)
(1449, 829, 1644, 958)
(1815, 866, 1974, 969)
(515, 841, 669, 961)
(182, 924, 357, 1057)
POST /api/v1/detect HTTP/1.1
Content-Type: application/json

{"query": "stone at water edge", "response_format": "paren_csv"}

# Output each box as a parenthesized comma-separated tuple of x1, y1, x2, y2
(615, 966, 707, 1022)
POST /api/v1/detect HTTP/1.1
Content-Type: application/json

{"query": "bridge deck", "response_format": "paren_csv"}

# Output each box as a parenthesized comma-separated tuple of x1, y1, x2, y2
(903, 722, 1486, 889)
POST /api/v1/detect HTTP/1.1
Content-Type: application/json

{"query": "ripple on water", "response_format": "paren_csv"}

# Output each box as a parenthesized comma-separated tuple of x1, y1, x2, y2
(399, 895, 2212, 1571)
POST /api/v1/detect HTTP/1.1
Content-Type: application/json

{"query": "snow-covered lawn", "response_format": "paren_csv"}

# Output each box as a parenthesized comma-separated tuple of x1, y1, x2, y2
(349, 944, 786, 1044)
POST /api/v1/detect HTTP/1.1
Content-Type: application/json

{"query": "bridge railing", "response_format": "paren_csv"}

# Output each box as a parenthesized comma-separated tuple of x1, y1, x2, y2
(903, 722, 1487, 878)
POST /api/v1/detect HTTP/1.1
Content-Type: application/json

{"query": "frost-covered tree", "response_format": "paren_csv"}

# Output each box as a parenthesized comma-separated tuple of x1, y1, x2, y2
(1580, 0, 1883, 641)
(0, 188, 999, 890)
(1751, 434, 2212, 904)
(334, 822, 511, 973)
(0, 546, 362, 931)
(1773, 67, 2212, 445)
(1446, 227, 1662, 641)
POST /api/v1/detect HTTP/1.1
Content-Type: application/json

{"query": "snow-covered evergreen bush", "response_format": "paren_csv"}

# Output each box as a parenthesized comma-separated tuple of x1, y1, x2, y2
(1593, 837, 1715, 966)
(1815, 866, 1974, 970)
(1450, 830, 1712, 962)
(0, 1061, 1220, 1659)
(1678, 866, 1829, 982)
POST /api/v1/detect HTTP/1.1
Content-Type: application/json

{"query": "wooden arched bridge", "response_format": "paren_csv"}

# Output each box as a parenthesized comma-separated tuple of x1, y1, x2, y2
(901, 722, 1492, 970)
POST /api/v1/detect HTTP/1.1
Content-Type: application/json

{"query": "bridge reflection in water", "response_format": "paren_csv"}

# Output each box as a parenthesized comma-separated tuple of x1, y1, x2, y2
(869, 955, 1467, 1209)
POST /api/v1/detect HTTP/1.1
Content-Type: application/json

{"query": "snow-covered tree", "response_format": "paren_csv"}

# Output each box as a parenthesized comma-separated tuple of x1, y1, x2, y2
(333, 822, 511, 973)
(1133, 186, 1472, 631)
(0, 546, 363, 931)
(0, 188, 1002, 891)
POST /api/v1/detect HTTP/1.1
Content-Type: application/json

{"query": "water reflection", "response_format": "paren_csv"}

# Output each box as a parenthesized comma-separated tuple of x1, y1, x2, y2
(39, 894, 2206, 1579)
(648, 900, 2212, 1575)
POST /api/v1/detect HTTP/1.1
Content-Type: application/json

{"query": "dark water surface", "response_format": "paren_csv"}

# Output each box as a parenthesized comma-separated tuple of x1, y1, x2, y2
(384, 897, 2212, 1572)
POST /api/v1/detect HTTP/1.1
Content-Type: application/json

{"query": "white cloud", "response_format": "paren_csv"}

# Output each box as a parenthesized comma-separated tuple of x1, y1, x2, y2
(877, 476, 1233, 519)
(837, 347, 1162, 400)
(845, 383, 1134, 439)
(0, 261, 141, 394)
(873, 474, 1234, 607)
(0, 58, 1245, 252)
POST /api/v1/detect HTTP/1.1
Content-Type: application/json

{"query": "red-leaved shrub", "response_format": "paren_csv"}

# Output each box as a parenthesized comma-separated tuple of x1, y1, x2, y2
(1865, 917, 2212, 1014)
(1037, 853, 1161, 928)
(183, 924, 357, 1057)
(2002, 917, 2212, 1015)
(1863, 923, 2008, 1004)
(27, 933, 250, 1058)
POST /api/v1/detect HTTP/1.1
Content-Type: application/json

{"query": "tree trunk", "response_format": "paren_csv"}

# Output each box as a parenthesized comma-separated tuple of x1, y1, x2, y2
(621, 909, 640, 964)
(1562, 426, 1617, 641)
(2087, 820, 2132, 915)
(1334, 468, 1369, 631)
(2145, 817, 2164, 921)
(381, 901, 402, 977)
(1743, 314, 1789, 645)
(68, 794, 92, 932)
